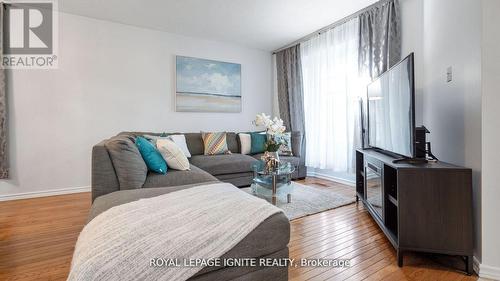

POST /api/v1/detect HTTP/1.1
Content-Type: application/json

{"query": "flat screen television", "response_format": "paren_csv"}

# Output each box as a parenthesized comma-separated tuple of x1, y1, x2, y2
(367, 53, 415, 158)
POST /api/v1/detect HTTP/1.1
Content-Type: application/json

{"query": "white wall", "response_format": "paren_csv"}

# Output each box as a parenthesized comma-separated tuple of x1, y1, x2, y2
(481, 0, 500, 278)
(0, 12, 273, 199)
(400, 0, 424, 125)
(422, 0, 483, 262)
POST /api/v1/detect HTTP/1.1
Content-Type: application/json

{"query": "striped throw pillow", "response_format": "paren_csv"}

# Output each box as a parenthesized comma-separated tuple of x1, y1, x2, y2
(202, 132, 231, 155)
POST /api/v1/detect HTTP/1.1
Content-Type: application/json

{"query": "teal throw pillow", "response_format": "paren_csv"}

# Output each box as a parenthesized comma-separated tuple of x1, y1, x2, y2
(250, 132, 267, 154)
(135, 136, 168, 174)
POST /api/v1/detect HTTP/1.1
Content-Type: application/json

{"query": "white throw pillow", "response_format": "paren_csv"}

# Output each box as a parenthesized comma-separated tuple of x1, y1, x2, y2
(169, 134, 192, 158)
(238, 133, 251, 155)
(156, 139, 190, 171)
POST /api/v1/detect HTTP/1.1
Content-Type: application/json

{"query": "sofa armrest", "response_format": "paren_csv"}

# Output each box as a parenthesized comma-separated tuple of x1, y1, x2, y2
(291, 131, 306, 178)
(291, 131, 303, 158)
(91, 140, 120, 202)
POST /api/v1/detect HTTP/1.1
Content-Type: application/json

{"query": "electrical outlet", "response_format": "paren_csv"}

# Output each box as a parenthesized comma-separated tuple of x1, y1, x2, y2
(446, 66, 452, 82)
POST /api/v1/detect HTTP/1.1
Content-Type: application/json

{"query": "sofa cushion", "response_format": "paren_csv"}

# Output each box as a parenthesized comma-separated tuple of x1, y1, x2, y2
(144, 134, 192, 158)
(87, 184, 290, 275)
(190, 154, 258, 176)
(142, 165, 217, 188)
(184, 132, 240, 156)
(168, 134, 192, 157)
(250, 132, 267, 154)
(238, 133, 251, 155)
(226, 132, 239, 153)
(156, 139, 190, 170)
(184, 133, 204, 156)
(216, 172, 254, 180)
(277, 132, 293, 156)
(104, 136, 147, 190)
(202, 132, 230, 155)
(136, 136, 168, 174)
(215, 172, 255, 187)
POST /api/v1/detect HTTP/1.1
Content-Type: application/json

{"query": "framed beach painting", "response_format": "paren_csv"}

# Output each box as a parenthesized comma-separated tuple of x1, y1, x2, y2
(175, 56, 241, 112)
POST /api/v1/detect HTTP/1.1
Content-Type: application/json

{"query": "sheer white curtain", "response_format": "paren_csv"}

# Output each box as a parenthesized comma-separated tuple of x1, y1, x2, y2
(301, 18, 370, 173)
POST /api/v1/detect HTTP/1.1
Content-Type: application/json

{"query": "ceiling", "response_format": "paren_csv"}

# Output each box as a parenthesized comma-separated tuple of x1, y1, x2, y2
(59, 0, 377, 51)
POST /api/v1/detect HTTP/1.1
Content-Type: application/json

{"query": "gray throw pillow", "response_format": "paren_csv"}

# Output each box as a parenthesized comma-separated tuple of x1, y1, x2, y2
(105, 136, 147, 190)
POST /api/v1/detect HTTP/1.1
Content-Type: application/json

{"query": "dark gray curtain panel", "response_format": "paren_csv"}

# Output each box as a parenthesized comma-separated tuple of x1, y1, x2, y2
(276, 45, 305, 134)
(358, 0, 402, 79)
(0, 4, 7, 179)
(275, 45, 306, 163)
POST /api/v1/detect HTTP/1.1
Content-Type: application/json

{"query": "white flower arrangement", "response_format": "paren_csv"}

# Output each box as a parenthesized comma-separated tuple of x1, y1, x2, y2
(253, 113, 286, 152)
(253, 113, 286, 136)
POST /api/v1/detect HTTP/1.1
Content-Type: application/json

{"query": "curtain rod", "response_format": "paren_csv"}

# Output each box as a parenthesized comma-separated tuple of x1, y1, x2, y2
(272, 0, 392, 54)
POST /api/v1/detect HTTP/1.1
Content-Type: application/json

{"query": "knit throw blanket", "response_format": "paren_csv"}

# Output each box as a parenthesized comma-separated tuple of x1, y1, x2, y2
(68, 183, 282, 281)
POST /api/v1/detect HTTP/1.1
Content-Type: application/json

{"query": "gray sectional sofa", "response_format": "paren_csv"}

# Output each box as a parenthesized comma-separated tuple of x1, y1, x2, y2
(88, 182, 290, 281)
(91, 131, 306, 201)
(88, 131, 302, 281)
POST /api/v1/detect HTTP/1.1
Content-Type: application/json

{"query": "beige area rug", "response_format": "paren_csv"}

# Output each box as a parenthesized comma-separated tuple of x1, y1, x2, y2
(243, 181, 356, 220)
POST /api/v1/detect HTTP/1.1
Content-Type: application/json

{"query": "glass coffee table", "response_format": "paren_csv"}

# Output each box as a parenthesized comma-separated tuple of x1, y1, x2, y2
(251, 160, 296, 205)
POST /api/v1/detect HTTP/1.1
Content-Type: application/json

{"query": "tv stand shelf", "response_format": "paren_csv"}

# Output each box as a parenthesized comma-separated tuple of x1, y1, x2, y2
(356, 149, 474, 275)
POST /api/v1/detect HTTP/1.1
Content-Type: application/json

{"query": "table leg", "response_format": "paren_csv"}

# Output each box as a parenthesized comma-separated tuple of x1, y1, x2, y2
(397, 249, 403, 267)
(465, 255, 473, 275)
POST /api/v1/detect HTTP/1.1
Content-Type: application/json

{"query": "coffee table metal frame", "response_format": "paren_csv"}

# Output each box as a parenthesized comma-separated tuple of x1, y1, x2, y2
(251, 160, 296, 205)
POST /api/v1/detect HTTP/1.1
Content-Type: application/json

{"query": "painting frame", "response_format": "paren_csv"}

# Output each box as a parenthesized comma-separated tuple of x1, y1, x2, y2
(175, 55, 242, 113)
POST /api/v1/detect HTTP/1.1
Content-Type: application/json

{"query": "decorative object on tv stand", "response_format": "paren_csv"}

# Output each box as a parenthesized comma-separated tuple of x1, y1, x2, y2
(253, 113, 286, 172)
(175, 56, 241, 113)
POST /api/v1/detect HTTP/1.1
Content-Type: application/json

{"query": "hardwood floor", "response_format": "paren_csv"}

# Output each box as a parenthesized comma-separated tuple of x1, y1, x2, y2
(0, 193, 91, 280)
(0, 178, 479, 280)
(292, 178, 478, 281)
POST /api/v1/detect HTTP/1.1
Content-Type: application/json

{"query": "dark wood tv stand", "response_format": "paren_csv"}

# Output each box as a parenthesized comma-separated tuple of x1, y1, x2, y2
(356, 149, 474, 275)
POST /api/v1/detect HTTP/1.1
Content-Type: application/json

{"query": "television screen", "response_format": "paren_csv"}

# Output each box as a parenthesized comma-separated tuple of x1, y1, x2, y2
(367, 53, 415, 158)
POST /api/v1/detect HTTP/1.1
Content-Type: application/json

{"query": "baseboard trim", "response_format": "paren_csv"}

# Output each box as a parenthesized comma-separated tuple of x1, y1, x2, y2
(476, 258, 500, 280)
(307, 171, 355, 186)
(474, 256, 480, 276)
(0, 186, 90, 202)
